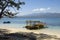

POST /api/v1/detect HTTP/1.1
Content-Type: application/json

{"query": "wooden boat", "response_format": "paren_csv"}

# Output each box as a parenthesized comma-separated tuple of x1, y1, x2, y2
(3, 21, 11, 24)
(25, 20, 46, 30)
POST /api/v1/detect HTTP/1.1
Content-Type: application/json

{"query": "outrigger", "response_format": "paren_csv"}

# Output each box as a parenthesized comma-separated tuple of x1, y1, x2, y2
(25, 20, 47, 30)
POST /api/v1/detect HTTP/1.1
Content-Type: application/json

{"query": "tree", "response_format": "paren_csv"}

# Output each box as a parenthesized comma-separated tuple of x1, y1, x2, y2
(0, 0, 25, 18)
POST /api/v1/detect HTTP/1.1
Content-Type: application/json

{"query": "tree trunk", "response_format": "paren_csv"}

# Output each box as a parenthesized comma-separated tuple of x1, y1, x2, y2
(0, 13, 2, 18)
(0, 2, 8, 18)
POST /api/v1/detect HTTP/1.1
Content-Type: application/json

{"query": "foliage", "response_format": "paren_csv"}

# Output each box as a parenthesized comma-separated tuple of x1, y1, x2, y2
(0, 0, 25, 18)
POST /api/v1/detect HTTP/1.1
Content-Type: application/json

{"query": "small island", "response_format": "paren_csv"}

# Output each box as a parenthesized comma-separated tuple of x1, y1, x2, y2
(25, 20, 46, 30)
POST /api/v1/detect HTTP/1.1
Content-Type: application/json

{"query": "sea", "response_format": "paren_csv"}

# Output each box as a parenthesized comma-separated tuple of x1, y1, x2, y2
(0, 17, 60, 31)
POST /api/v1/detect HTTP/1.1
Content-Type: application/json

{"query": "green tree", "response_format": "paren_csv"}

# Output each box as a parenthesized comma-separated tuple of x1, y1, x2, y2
(0, 0, 25, 18)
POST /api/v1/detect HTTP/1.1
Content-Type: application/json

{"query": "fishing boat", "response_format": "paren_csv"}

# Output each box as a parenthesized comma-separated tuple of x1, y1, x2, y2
(25, 20, 47, 30)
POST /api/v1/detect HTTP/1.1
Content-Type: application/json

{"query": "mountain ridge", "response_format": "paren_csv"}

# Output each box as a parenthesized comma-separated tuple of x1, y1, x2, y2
(17, 13, 60, 18)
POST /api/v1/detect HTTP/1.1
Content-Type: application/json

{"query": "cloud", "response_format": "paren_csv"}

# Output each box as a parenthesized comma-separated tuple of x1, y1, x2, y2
(32, 7, 50, 12)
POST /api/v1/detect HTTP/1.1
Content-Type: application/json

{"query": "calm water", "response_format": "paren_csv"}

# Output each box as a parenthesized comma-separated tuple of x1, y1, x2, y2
(0, 17, 60, 29)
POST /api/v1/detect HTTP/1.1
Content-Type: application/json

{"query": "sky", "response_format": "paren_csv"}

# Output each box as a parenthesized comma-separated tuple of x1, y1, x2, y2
(15, 0, 60, 16)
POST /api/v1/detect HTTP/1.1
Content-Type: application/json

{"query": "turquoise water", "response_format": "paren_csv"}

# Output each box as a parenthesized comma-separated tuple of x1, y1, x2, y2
(0, 17, 60, 29)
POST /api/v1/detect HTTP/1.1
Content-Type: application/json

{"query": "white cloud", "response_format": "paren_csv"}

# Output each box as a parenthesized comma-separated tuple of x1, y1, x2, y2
(32, 7, 50, 12)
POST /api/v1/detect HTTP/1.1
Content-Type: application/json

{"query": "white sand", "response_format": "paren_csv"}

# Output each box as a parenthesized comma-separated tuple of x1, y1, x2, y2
(0, 24, 60, 38)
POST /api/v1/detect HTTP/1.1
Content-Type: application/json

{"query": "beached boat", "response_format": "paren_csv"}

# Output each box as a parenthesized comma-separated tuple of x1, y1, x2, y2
(25, 20, 46, 30)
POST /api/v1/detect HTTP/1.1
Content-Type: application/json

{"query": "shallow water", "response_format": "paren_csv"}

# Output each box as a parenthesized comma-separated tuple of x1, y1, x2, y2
(0, 17, 60, 30)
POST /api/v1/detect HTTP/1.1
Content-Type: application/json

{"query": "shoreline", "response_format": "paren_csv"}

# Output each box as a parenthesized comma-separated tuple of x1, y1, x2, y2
(0, 26, 60, 38)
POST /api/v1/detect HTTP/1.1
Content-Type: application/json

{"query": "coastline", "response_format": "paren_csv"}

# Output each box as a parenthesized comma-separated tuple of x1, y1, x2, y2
(0, 25, 60, 38)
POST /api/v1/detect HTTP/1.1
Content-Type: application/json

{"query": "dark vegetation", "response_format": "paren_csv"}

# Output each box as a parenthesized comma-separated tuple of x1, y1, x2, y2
(0, 0, 25, 18)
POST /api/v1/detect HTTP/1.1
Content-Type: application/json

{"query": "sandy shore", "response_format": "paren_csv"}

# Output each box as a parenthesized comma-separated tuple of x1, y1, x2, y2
(0, 26, 60, 38)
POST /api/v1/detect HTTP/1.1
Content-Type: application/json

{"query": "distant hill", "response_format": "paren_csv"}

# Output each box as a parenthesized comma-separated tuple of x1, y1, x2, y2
(20, 13, 60, 18)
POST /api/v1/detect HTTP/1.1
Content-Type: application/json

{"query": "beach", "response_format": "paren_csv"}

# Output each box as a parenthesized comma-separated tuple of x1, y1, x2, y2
(0, 24, 60, 38)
